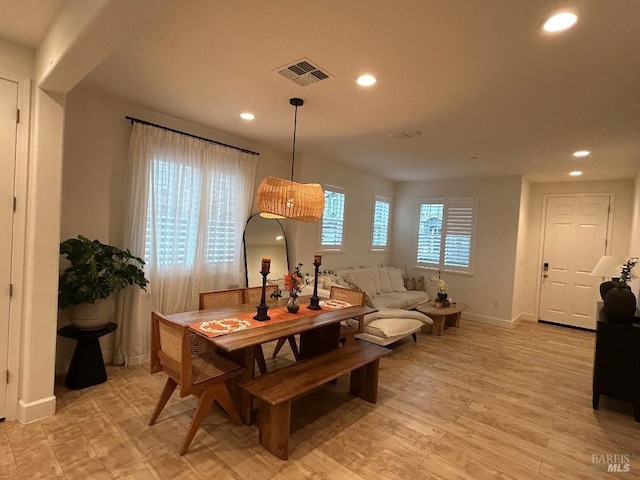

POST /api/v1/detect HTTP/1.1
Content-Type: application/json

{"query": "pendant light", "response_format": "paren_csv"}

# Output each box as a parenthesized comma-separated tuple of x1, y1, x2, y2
(256, 98, 325, 222)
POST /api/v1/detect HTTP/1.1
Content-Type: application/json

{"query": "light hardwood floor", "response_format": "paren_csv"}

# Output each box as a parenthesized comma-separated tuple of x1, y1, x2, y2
(2, 320, 639, 479)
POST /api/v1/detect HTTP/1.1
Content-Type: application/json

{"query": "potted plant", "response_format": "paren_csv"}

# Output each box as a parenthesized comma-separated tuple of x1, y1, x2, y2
(59, 235, 149, 330)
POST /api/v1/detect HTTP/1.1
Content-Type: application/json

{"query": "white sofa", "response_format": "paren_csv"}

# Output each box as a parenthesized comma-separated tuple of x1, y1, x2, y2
(314, 266, 433, 346)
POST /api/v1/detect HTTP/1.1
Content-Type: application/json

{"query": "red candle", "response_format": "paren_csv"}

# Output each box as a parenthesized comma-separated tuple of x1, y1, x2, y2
(261, 257, 271, 275)
(313, 254, 322, 266)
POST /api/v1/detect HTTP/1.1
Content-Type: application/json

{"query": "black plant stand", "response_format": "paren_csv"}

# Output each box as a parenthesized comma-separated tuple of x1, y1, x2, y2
(58, 322, 117, 390)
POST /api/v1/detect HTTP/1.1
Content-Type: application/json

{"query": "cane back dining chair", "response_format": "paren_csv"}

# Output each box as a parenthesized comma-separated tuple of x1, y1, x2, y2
(330, 286, 367, 344)
(149, 311, 245, 455)
(198, 288, 269, 374)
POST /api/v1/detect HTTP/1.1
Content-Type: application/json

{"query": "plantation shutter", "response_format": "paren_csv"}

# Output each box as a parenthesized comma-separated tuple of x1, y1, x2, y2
(443, 198, 475, 269)
(321, 188, 345, 248)
(372, 197, 390, 248)
(417, 203, 443, 265)
(416, 197, 476, 273)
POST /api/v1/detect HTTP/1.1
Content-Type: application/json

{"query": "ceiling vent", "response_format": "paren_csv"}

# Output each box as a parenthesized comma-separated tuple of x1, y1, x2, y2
(276, 58, 333, 87)
(388, 130, 423, 140)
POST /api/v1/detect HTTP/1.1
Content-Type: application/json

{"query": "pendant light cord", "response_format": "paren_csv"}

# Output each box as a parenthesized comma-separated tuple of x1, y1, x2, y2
(289, 98, 303, 182)
(290, 103, 298, 181)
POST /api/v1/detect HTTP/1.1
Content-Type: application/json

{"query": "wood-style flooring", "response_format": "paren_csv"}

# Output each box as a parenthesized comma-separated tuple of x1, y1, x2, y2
(2, 320, 639, 479)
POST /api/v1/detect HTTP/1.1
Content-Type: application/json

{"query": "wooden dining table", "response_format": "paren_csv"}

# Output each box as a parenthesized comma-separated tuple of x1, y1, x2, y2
(165, 296, 377, 425)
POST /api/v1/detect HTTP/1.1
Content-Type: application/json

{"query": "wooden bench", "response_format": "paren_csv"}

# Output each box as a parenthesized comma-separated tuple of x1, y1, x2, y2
(240, 341, 390, 459)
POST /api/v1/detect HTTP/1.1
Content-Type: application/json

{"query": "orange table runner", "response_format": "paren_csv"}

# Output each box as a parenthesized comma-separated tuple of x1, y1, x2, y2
(189, 299, 352, 338)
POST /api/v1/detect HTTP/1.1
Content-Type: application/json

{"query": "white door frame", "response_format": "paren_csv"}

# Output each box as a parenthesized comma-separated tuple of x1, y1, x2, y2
(534, 193, 615, 327)
(1, 73, 31, 421)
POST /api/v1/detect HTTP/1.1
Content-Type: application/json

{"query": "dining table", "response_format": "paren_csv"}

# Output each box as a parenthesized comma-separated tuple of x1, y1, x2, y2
(165, 296, 377, 425)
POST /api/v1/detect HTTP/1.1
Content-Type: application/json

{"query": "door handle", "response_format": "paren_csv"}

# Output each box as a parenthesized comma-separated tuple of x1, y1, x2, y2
(543, 273, 548, 278)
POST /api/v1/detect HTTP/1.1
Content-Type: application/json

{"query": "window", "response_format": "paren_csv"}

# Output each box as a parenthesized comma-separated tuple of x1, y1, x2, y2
(146, 161, 238, 267)
(416, 197, 476, 273)
(371, 195, 391, 251)
(320, 185, 346, 250)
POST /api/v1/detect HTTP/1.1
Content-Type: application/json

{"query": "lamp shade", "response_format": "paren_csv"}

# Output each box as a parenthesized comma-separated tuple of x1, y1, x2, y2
(256, 176, 325, 222)
(590, 256, 624, 279)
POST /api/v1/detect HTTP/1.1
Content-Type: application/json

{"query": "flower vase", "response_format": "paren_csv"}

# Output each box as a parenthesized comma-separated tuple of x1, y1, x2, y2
(287, 295, 300, 314)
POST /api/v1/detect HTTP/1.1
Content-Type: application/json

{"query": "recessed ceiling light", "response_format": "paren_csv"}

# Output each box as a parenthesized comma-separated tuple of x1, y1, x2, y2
(573, 150, 590, 157)
(356, 74, 377, 87)
(543, 12, 578, 32)
(240, 113, 255, 120)
(569, 171, 583, 176)
(275, 235, 284, 241)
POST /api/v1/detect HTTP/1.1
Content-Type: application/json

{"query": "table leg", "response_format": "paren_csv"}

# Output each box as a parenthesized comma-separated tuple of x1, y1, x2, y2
(299, 323, 340, 359)
(430, 316, 445, 335)
(66, 336, 107, 390)
(445, 312, 462, 328)
(238, 346, 256, 425)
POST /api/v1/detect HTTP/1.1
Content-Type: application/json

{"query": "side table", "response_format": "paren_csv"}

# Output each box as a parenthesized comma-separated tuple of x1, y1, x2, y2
(416, 302, 468, 335)
(58, 322, 117, 390)
(592, 319, 640, 422)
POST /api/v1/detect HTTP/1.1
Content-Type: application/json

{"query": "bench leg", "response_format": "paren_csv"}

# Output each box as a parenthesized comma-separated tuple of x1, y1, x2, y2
(350, 359, 380, 403)
(258, 399, 291, 460)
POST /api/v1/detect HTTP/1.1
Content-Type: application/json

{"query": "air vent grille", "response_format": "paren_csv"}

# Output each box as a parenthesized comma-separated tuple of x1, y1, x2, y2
(276, 58, 333, 87)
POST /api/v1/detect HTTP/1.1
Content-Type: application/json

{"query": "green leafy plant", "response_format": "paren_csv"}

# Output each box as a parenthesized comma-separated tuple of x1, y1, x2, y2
(620, 257, 638, 284)
(58, 235, 149, 309)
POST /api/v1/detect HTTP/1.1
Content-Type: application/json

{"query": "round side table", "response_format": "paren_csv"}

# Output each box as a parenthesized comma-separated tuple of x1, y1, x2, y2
(58, 322, 117, 390)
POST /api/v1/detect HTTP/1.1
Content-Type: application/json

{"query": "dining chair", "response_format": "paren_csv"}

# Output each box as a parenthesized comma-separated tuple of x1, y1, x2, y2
(199, 288, 245, 310)
(330, 286, 367, 344)
(148, 311, 245, 455)
(198, 288, 268, 374)
(243, 285, 279, 304)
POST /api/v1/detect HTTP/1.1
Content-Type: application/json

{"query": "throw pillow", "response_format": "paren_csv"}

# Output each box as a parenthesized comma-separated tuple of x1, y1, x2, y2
(387, 267, 407, 292)
(378, 267, 393, 293)
(350, 268, 377, 298)
(365, 267, 382, 293)
(403, 277, 415, 291)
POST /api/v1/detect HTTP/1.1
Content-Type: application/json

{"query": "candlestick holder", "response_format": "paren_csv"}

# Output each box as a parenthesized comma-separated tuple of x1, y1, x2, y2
(307, 262, 322, 310)
(253, 271, 271, 321)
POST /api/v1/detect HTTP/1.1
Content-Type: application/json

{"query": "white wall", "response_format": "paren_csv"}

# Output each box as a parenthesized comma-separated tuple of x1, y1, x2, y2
(511, 178, 532, 321)
(392, 176, 523, 326)
(288, 155, 395, 275)
(522, 179, 635, 321)
(628, 173, 640, 297)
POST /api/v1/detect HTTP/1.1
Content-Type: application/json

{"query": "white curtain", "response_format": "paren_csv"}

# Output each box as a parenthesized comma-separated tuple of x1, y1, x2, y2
(114, 123, 258, 365)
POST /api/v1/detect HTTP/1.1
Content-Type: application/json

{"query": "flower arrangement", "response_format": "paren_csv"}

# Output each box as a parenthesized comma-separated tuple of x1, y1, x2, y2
(430, 273, 448, 306)
(284, 263, 305, 297)
(620, 257, 639, 284)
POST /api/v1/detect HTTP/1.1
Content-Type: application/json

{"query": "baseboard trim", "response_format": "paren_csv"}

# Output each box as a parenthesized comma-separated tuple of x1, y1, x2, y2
(537, 319, 595, 333)
(18, 395, 56, 424)
(463, 312, 517, 329)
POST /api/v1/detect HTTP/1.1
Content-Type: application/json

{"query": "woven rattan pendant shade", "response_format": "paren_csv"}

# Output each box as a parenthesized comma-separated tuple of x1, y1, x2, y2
(256, 98, 325, 222)
(256, 176, 324, 222)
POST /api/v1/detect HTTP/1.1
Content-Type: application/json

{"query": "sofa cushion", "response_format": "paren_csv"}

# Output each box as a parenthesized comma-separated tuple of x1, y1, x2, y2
(378, 268, 393, 293)
(367, 267, 382, 293)
(369, 290, 430, 310)
(386, 267, 407, 292)
(364, 317, 425, 338)
(349, 268, 377, 298)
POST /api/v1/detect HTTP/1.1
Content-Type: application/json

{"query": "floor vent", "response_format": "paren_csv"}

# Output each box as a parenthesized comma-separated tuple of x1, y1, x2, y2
(276, 58, 333, 87)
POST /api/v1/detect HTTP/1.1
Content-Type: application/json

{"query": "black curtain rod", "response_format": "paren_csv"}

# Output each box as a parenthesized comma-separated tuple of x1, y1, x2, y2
(125, 116, 260, 156)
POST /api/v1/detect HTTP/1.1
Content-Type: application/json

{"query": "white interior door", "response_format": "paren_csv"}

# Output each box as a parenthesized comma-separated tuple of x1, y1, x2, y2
(539, 195, 611, 330)
(0, 78, 18, 420)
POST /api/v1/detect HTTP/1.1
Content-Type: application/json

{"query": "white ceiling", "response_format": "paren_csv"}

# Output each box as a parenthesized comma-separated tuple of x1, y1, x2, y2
(5, 0, 640, 183)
